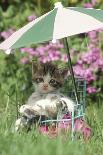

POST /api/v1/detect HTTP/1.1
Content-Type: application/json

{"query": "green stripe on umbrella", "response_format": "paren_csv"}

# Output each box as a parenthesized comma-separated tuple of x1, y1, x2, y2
(12, 8, 57, 49)
(69, 7, 103, 22)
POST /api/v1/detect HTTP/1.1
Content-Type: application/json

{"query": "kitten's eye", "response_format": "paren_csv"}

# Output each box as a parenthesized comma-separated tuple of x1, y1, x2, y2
(49, 79, 57, 85)
(36, 77, 44, 83)
(49, 79, 61, 88)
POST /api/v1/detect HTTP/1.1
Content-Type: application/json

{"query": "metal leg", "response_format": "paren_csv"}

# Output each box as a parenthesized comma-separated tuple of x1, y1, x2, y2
(63, 37, 79, 104)
(16, 84, 19, 119)
(71, 110, 75, 141)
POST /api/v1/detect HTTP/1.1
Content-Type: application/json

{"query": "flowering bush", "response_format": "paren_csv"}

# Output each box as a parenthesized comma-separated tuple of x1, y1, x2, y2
(20, 41, 67, 63)
(73, 30, 103, 94)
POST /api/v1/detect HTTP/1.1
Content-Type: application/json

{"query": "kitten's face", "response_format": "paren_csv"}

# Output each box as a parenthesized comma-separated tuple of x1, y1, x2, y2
(32, 62, 68, 94)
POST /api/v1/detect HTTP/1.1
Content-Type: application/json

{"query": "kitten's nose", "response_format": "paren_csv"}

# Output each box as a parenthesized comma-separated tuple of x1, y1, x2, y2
(43, 84, 48, 88)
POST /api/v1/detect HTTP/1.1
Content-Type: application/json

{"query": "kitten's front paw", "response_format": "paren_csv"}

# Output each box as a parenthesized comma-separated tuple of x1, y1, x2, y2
(15, 117, 27, 132)
(19, 105, 35, 118)
(15, 116, 32, 132)
(15, 118, 21, 132)
(56, 99, 68, 114)
(19, 105, 29, 113)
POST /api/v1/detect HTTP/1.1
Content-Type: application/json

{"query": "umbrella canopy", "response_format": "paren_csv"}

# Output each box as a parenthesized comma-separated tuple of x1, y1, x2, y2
(0, 2, 103, 51)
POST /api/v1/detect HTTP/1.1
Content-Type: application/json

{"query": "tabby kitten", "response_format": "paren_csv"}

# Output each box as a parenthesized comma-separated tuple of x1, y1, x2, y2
(15, 62, 75, 131)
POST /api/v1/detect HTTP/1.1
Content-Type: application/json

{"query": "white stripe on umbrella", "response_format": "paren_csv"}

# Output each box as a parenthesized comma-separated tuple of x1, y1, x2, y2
(0, 9, 54, 50)
(53, 7, 103, 40)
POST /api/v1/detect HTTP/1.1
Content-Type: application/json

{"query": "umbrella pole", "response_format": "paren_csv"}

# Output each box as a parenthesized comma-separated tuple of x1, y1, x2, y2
(63, 37, 79, 104)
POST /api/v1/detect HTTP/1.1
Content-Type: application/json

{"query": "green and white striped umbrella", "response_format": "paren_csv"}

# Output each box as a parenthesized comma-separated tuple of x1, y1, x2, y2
(0, 2, 103, 53)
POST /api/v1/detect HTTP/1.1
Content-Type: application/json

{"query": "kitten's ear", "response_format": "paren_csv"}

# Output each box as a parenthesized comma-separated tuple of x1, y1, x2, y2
(32, 61, 37, 75)
(32, 61, 43, 75)
(59, 68, 69, 78)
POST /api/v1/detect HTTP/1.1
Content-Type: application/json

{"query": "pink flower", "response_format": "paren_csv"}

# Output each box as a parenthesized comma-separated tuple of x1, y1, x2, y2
(91, 38, 98, 44)
(39, 126, 48, 135)
(91, 0, 97, 6)
(36, 47, 46, 56)
(20, 48, 39, 56)
(88, 31, 97, 39)
(82, 127, 91, 140)
(73, 65, 84, 77)
(88, 43, 95, 49)
(98, 59, 103, 68)
(77, 59, 83, 65)
(20, 57, 29, 64)
(61, 54, 68, 62)
(84, 69, 96, 83)
(39, 56, 50, 63)
(27, 48, 38, 56)
(81, 48, 100, 64)
(20, 48, 30, 53)
(49, 41, 64, 49)
(84, 3, 93, 8)
(27, 14, 36, 22)
(48, 50, 61, 61)
(87, 86, 97, 93)
(1, 28, 15, 39)
(73, 64, 96, 84)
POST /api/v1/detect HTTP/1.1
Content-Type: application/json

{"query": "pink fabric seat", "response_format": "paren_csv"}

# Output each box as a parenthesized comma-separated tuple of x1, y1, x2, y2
(39, 114, 91, 140)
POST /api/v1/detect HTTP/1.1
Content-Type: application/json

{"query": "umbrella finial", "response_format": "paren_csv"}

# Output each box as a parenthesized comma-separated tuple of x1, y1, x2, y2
(5, 49, 11, 55)
(52, 39, 57, 44)
(54, 2, 63, 9)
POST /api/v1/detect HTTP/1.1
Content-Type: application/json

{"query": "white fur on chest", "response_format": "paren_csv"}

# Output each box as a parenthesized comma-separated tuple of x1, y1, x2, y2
(35, 98, 56, 109)
(26, 92, 75, 112)
(27, 93, 59, 109)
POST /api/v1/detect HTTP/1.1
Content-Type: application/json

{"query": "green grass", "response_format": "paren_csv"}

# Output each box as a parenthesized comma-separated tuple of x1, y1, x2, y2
(0, 95, 103, 155)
